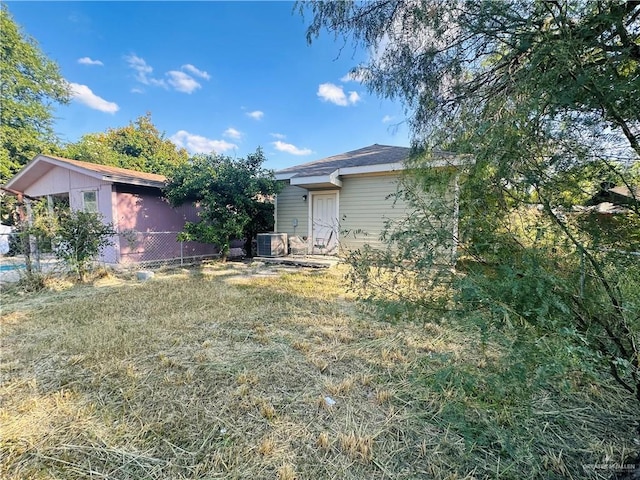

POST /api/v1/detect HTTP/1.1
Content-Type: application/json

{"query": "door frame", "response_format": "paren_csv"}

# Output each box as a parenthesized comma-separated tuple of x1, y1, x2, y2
(308, 190, 340, 254)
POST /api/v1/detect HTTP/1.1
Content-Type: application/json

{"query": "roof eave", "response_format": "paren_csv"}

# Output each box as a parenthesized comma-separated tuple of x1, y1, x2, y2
(290, 171, 343, 189)
(338, 161, 406, 176)
(275, 172, 297, 181)
(104, 175, 166, 189)
(3, 155, 61, 192)
(7, 154, 168, 190)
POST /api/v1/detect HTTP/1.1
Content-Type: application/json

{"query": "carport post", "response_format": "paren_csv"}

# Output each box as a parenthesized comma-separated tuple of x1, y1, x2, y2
(24, 198, 40, 272)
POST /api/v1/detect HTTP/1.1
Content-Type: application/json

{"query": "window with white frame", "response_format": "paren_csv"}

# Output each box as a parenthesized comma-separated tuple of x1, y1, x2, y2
(82, 190, 98, 213)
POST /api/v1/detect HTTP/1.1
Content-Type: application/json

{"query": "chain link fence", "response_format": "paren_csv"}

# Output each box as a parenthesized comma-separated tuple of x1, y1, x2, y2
(0, 230, 219, 268)
(117, 231, 219, 266)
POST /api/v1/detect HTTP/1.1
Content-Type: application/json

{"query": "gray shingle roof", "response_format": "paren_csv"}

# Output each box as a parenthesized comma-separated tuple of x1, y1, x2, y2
(276, 144, 410, 177)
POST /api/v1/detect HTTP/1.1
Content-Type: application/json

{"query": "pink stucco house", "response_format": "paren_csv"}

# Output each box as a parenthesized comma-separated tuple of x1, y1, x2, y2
(4, 154, 217, 264)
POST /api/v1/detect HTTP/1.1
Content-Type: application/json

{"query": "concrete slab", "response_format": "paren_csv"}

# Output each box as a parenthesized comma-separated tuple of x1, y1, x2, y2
(254, 255, 339, 268)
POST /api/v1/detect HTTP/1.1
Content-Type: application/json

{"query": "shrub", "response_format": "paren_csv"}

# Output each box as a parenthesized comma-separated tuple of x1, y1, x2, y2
(55, 210, 115, 282)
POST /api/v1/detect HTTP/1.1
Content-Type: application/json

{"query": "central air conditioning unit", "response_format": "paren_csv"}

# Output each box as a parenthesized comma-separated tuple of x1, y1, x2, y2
(257, 233, 288, 257)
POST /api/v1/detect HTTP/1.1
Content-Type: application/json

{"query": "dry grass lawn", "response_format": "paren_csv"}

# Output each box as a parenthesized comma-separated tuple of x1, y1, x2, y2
(0, 262, 636, 479)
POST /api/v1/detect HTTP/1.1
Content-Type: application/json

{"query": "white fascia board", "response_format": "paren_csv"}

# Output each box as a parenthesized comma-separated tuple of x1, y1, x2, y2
(336, 157, 473, 176)
(103, 175, 165, 188)
(426, 155, 475, 168)
(3, 160, 40, 190)
(338, 161, 407, 176)
(290, 171, 343, 188)
(275, 172, 297, 181)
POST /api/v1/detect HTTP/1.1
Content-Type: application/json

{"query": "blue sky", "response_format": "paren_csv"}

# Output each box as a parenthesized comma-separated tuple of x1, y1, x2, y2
(8, 1, 410, 171)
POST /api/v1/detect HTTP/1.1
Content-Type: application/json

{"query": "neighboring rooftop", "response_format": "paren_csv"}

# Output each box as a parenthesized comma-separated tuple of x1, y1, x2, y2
(609, 185, 639, 200)
(276, 144, 410, 178)
(5, 154, 167, 192)
(46, 155, 166, 184)
(586, 183, 639, 210)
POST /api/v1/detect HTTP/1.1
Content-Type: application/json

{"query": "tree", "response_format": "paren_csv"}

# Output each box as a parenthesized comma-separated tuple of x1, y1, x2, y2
(63, 113, 189, 176)
(0, 5, 70, 182)
(9, 198, 114, 285)
(301, 0, 640, 405)
(54, 210, 116, 282)
(164, 148, 280, 258)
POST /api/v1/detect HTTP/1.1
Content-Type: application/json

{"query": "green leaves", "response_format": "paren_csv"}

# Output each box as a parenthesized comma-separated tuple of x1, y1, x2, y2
(304, 0, 640, 404)
(0, 5, 70, 182)
(164, 149, 280, 257)
(62, 113, 189, 176)
(55, 210, 116, 282)
(20, 202, 116, 282)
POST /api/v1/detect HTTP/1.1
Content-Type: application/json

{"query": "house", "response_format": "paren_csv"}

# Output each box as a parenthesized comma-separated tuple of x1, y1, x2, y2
(3, 154, 217, 264)
(585, 183, 639, 213)
(274, 144, 462, 255)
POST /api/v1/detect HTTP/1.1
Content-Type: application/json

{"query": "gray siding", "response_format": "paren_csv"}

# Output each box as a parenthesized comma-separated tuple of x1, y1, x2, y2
(276, 182, 309, 240)
(338, 173, 409, 251)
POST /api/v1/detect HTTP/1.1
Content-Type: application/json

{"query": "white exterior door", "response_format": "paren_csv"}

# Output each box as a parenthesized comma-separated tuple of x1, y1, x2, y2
(311, 192, 338, 254)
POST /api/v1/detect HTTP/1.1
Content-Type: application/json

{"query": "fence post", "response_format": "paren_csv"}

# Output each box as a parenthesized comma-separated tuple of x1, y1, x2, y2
(24, 198, 41, 272)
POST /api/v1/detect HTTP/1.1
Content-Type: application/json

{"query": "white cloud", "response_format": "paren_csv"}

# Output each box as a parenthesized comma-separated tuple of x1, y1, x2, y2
(170, 130, 237, 154)
(78, 57, 103, 66)
(69, 83, 119, 113)
(223, 127, 242, 139)
(166, 70, 201, 94)
(124, 54, 166, 88)
(317, 83, 360, 106)
(317, 83, 347, 106)
(125, 54, 152, 79)
(247, 110, 264, 120)
(125, 56, 211, 94)
(270, 133, 286, 139)
(131, 87, 144, 94)
(272, 141, 312, 156)
(382, 115, 394, 123)
(182, 64, 210, 80)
